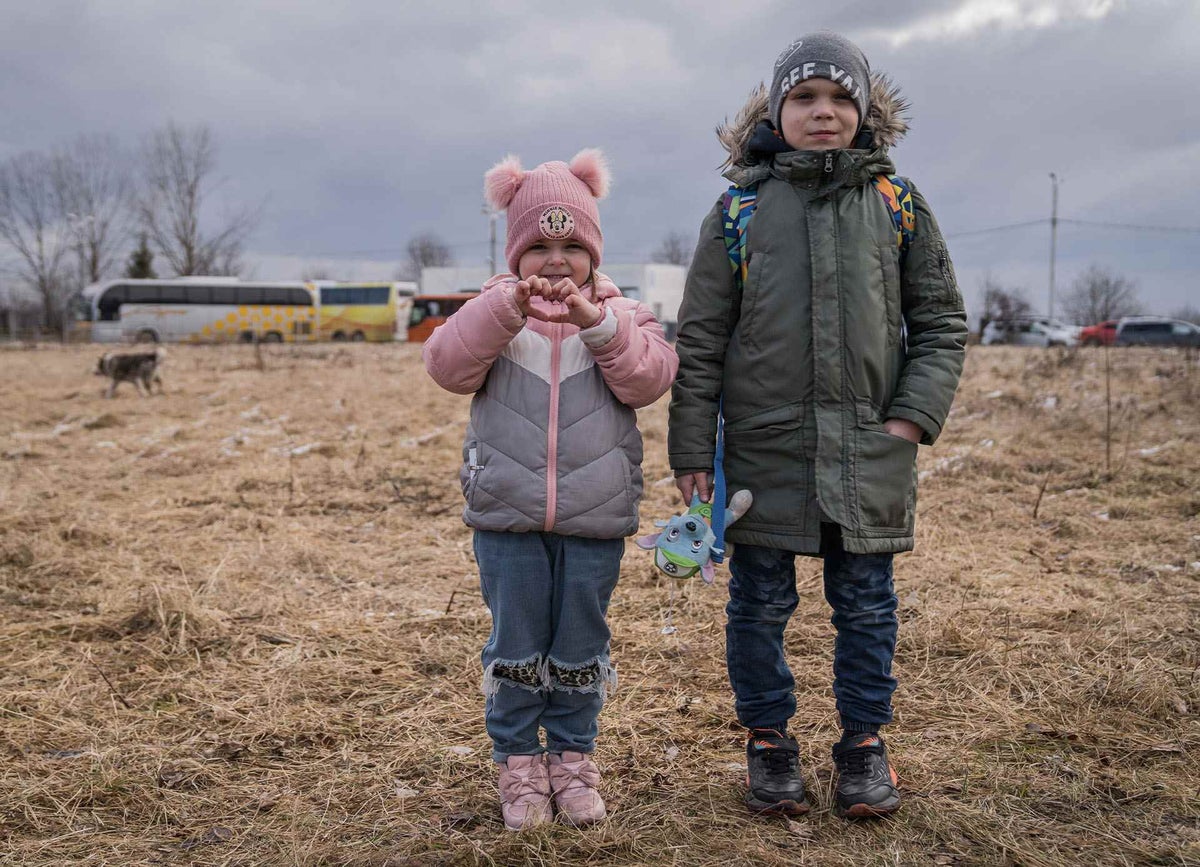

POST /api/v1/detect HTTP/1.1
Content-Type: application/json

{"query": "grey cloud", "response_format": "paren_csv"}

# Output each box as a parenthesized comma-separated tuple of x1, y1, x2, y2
(1, 0, 1196, 318)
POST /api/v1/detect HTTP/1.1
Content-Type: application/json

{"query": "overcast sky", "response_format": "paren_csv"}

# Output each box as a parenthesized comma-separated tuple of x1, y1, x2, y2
(2, 0, 1197, 320)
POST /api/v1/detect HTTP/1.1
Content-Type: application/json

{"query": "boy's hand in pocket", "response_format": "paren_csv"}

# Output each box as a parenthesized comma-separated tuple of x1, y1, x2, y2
(882, 418, 922, 443)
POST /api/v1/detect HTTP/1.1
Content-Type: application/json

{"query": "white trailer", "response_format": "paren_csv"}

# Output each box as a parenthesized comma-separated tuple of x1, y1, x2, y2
(418, 267, 489, 296)
(598, 264, 686, 338)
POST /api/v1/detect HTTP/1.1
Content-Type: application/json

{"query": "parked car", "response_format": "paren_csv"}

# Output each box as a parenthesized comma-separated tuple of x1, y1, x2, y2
(1113, 316, 1200, 347)
(981, 316, 1079, 347)
(1079, 319, 1119, 346)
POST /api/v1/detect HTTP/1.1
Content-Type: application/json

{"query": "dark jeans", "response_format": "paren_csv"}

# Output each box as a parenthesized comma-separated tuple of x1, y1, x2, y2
(726, 524, 898, 731)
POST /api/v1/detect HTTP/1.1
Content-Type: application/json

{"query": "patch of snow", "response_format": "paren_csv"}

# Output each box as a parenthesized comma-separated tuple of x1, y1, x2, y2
(1137, 443, 1172, 457)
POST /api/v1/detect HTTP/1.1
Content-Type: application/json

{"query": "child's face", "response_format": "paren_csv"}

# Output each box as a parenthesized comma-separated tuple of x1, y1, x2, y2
(517, 239, 592, 286)
(778, 78, 859, 151)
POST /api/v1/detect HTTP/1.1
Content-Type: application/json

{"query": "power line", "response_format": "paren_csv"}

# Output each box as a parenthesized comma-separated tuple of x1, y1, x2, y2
(944, 218, 1047, 239)
(1059, 218, 1200, 234)
(944, 216, 1200, 241)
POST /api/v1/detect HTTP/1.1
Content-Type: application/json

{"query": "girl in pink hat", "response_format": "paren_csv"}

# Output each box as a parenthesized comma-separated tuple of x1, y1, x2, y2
(423, 149, 677, 830)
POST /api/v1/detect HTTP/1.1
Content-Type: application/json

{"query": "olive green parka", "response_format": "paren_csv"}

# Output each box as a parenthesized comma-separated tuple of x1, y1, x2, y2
(668, 76, 968, 554)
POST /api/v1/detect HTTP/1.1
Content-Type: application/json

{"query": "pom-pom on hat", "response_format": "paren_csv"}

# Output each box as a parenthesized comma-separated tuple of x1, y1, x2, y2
(484, 149, 610, 276)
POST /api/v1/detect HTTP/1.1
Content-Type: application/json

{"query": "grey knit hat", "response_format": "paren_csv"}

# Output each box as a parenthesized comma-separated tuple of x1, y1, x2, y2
(769, 31, 871, 135)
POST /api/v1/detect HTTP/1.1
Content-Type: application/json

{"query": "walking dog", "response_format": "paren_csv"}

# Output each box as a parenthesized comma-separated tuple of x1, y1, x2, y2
(95, 347, 166, 398)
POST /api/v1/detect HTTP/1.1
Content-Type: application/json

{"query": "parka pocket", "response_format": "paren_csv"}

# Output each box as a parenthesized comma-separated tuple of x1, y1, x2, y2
(461, 443, 484, 508)
(932, 240, 961, 307)
(937, 242, 956, 284)
(722, 403, 799, 436)
(620, 450, 635, 515)
(722, 403, 809, 528)
(852, 404, 917, 531)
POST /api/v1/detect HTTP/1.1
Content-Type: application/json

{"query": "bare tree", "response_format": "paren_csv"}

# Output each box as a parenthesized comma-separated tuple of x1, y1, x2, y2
(53, 134, 134, 290)
(1060, 265, 1140, 325)
(978, 276, 1032, 332)
(300, 265, 334, 281)
(0, 280, 40, 339)
(651, 231, 694, 267)
(139, 122, 259, 276)
(0, 276, 18, 338)
(0, 150, 72, 331)
(397, 232, 454, 280)
(1169, 304, 1200, 325)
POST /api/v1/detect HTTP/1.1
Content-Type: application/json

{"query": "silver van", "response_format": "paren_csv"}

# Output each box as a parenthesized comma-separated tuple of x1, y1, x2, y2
(1113, 317, 1200, 347)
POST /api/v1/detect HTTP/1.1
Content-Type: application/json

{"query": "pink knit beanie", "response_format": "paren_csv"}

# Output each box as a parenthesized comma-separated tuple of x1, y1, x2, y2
(484, 149, 611, 276)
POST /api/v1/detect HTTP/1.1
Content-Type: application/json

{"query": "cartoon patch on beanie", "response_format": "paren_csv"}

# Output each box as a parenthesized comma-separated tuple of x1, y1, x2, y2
(539, 207, 575, 240)
(483, 149, 611, 275)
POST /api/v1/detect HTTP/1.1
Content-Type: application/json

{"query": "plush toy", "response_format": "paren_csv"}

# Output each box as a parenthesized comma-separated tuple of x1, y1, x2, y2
(636, 490, 753, 584)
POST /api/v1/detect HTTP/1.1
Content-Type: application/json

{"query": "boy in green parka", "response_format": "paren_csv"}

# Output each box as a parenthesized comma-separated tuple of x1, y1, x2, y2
(669, 31, 967, 818)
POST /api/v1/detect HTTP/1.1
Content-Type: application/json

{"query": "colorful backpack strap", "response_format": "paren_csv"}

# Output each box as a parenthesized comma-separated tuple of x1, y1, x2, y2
(726, 177, 911, 270)
(871, 173, 915, 257)
(721, 183, 759, 283)
(712, 182, 760, 565)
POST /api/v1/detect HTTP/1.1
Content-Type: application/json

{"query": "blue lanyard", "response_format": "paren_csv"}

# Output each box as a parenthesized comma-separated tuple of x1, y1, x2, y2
(710, 397, 727, 564)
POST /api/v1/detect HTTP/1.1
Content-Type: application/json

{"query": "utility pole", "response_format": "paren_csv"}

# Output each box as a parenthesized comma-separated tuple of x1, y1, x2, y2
(482, 204, 498, 273)
(1048, 172, 1059, 320)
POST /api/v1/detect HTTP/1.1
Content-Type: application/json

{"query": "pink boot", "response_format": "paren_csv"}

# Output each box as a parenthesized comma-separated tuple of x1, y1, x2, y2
(548, 751, 607, 825)
(497, 754, 552, 831)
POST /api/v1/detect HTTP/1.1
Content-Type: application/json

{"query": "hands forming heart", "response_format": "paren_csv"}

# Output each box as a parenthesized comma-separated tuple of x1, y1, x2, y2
(514, 276, 603, 329)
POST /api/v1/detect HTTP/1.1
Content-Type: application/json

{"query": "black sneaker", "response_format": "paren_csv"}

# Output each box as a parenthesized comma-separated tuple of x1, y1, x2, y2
(744, 730, 809, 815)
(832, 733, 901, 818)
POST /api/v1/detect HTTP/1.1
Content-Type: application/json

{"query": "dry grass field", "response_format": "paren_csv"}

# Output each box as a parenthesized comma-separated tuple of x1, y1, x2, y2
(1, 342, 1197, 866)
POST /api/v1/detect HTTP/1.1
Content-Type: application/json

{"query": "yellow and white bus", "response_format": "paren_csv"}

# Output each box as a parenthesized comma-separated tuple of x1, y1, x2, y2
(78, 278, 317, 343)
(309, 281, 416, 342)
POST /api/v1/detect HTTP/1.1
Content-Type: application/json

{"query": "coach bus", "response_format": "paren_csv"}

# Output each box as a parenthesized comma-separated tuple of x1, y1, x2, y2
(406, 293, 478, 342)
(77, 278, 317, 344)
(308, 281, 416, 342)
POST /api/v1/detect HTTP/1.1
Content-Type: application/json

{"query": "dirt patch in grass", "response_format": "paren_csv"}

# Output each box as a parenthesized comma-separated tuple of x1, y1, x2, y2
(1, 343, 1197, 865)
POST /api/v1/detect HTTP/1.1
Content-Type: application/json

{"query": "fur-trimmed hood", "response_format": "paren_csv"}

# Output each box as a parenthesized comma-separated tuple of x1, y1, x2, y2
(717, 72, 910, 172)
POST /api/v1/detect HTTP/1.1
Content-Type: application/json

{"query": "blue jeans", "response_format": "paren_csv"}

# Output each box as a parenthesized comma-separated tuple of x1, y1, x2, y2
(473, 530, 624, 762)
(726, 524, 898, 731)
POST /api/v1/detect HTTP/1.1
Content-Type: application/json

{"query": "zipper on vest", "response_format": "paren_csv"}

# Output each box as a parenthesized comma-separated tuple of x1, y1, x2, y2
(543, 321, 562, 532)
(824, 152, 834, 173)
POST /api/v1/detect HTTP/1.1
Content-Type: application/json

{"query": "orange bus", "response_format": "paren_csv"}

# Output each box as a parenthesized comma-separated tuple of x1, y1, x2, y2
(406, 293, 477, 342)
